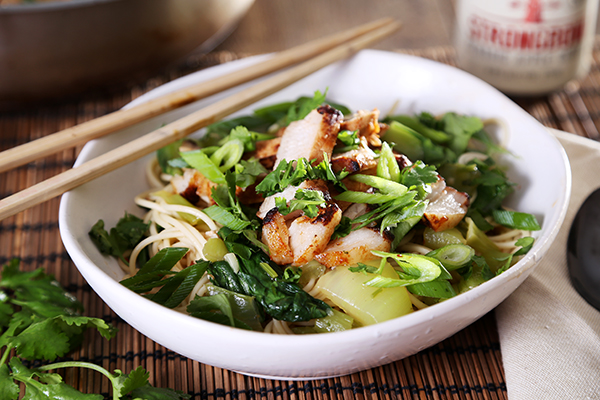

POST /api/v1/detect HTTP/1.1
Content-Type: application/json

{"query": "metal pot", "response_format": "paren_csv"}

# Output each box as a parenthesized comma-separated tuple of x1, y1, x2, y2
(0, 0, 254, 106)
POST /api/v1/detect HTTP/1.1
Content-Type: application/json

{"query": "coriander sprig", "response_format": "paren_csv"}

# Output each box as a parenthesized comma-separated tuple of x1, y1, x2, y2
(0, 259, 190, 400)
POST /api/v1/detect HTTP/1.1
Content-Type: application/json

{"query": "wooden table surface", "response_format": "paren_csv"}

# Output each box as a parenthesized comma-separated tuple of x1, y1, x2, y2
(215, 0, 457, 54)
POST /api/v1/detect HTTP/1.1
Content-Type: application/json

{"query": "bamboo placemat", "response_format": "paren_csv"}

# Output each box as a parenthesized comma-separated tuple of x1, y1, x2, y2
(2, 41, 600, 399)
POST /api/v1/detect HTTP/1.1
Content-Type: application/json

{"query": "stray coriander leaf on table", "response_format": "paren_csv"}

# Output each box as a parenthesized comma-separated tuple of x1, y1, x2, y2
(1, 259, 189, 400)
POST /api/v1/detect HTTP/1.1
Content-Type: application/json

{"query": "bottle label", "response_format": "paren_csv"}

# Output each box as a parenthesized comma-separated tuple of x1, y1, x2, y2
(455, 0, 587, 94)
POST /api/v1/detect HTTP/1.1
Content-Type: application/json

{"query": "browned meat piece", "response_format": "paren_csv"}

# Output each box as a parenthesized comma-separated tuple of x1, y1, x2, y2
(288, 202, 342, 266)
(261, 209, 294, 265)
(341, 109, 383, 147)
(423, 186, 470, 232)
(314, 227, 391, 268)
(274, 105, 343, 167)
(246, 137, 281, 170)
(331, 136, 378, 174)
(171, 168, 217, 206)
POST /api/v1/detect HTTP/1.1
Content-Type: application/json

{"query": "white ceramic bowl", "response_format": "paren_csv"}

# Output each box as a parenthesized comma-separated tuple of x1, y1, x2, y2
(59, 50, 571, 380)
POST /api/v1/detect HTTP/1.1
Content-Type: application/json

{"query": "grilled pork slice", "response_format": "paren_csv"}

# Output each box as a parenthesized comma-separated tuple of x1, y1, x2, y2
(314, 227, 391, 268)
(288, 203, 342, 266)
(261, 209, 294, 265)
(246, 137, 281, 170)
(331, 136, 378, 174)
(257, 185, 299, 219)
(423, 186, 470, 232)
(274, 105, 343, 167)
(171, 168, 216, 206)
(341, 109, 383, 147)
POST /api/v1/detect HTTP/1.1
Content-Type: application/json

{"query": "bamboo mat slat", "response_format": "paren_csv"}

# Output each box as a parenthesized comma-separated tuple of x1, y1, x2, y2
(3, 40, 600, 399)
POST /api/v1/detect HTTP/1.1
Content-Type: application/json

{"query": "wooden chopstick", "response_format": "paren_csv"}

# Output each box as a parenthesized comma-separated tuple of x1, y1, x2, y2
(0, 19, 400, 221)
(0, 18, 395, 174)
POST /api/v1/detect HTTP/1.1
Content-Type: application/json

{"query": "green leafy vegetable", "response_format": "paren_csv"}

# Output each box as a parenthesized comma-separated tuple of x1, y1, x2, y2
(255, 156, 347, 198)
(276, 188, 327, 218)
(89, 213, 149, 265)
(1, 259, 188, 399)
(211, 228, 331, 322)
(180, 149, 226, 184)
(440, 112, 484, 156)
(234, 158, 267, 188)
(334, 130, 360, 153)
(202, 171, 259, 232)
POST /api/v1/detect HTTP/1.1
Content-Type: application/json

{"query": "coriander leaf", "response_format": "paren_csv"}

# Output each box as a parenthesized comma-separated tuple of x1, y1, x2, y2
(10, 317, 71, 361)
(440, 112, 484, 155)
(235, 158, 267, 188)
(284, 90, 327, 125)
(0, 363, 19, 400)
(9, 358, 104, 400)
(255, 158, 310, 197)
(89, 213, 149, 263)
(469, 158, 515, 216)
(399, 160, 439, 199)
(277, 189, 326, 218)
(331, 216, 352, 240)
(130, 384, 191, 400)
(0, 295, 12, 330)
(112, 366, 150, 397)
(58, 315, 116, 341)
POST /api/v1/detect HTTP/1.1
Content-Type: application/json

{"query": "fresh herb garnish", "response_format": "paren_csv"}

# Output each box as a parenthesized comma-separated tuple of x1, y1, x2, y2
(255, 155, 347, 198)
(88, 213, 149, 265)
(202, 172, 260, 231)
(276, 189, 327, 218)
(0, 259, 188, 400)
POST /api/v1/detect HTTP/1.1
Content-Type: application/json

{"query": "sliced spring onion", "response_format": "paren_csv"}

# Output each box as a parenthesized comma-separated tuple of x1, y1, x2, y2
(492, 209, 541, 231)
(149, 261, 209, 308)
(364, 252, 442, 288)
(334, 191, 399, 204)
(210, 138, 245, 172)
(426, 244, 475, 271)
(384, 121, 425, 161)
(349, 174, 407, 195)
(202, 205, 252, 231)
(387, 115, 450, 143)
(181, 150, 226, 184)
(377, 141, 401, 182)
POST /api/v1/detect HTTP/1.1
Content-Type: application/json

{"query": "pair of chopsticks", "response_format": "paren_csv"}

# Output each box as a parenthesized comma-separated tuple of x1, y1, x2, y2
(0, 18, 400, 221)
